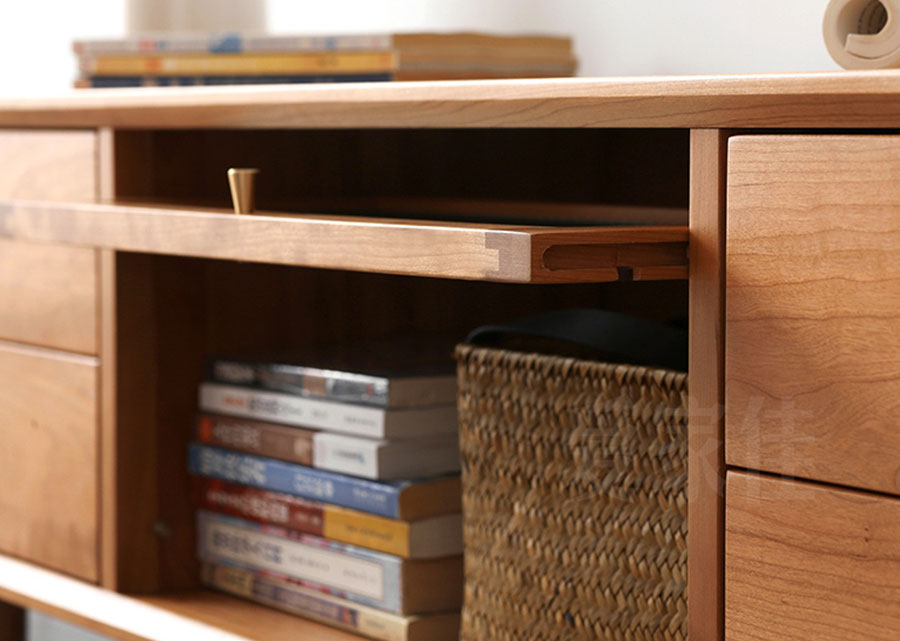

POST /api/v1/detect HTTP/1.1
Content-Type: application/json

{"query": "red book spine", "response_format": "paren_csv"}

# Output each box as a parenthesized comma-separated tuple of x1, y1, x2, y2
(192, 477, 325, 536)
(196, 412, 315, 465)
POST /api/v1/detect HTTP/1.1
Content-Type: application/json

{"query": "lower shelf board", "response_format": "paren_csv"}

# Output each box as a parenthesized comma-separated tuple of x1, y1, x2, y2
(0, 554, 363, 641)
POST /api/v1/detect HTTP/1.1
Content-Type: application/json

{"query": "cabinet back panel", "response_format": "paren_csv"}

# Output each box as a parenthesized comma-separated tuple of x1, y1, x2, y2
(113, 129, 689, 221)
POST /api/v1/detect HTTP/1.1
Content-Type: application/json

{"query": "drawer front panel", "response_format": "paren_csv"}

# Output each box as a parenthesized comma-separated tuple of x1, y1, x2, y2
(726, 135, 900, 493)
(0, 239, 98, 354)
(0, 129, 96, 202)
(725, 471, 900, 641)
(0, 342, 99, 582)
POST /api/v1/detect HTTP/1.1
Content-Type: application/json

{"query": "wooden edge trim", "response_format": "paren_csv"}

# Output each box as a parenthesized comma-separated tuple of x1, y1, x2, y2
(688, 128, 729, 641)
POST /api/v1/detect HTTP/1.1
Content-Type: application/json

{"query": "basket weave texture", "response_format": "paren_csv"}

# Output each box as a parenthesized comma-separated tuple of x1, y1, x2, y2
(455, 344, 688, 641)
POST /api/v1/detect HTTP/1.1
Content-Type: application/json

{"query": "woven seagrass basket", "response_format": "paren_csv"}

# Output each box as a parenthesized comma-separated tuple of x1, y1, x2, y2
(455, 344, 688, 641)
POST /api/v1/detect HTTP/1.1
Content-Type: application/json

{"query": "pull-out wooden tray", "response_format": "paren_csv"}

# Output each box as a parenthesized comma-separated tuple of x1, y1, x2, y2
(0, 200, 687, 283)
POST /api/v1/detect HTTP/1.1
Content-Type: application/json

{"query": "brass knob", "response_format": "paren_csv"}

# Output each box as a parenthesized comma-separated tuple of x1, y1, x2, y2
(227, 168, 259, 215)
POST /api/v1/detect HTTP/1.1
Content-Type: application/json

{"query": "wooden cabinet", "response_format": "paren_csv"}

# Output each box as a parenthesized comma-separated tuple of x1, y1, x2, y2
(0, 341, 99, 582)
(0, 75, 899, 641)
(725, 471, 900, 641)
(726, 135, 900, 495)
(0, 129, 96, 202)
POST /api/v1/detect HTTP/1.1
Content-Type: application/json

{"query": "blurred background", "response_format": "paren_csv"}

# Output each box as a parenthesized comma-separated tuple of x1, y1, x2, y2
(1, 0, 838, 97)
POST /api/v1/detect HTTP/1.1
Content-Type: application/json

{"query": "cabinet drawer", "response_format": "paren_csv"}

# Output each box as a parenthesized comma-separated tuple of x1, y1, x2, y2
(726, 135, 900, 494)
(0, 129, 96, 201)
(0, 342, 99, 582)
(0, 239, 98, 354)
(726, 471, 900, 640)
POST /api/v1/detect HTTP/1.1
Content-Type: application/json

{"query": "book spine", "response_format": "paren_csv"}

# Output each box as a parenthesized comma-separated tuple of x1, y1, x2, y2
(201, 562, 409, 641)
(188, 444, 402, 518)
(192, 478, 326, 536)
(197, 413, 315, 466)
(313, 432, 380, 478)
(81, 73, 393, 88)
(198, 382, 387, 438)
(197, 511, 403, 612)
(194, 477, 413, 557)
(80, 51, 398, 76)
(74, 33, 393, 56)
(322, 505, 411, 558)
(210, 356, 391, 407)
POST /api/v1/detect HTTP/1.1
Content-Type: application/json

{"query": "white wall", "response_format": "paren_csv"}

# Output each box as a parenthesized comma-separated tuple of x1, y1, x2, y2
(0, 0, 838, 97)
(0, 0, 124, 96)
(266, 0, 838, 76)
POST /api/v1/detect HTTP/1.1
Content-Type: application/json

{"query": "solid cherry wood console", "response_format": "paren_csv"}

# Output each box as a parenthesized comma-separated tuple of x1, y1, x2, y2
(1, 71, 900, 641)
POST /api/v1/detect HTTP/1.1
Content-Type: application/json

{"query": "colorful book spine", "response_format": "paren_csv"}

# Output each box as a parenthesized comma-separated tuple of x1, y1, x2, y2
(79, 73, 393, 88)
(198, 382, 457, 439)
(208, 356, 456, 409)
(197, 510, 405, 612)
(193, 478, 463, 558)
(79, 51, 398, 76)
(196, 413, 459, 480)
(201, 562, 460, 641)
(73, 33, 394, 56)
(189, 443, 404, 518)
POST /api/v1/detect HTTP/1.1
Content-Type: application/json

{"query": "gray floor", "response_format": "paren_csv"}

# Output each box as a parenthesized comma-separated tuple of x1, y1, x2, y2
(27, 612, 110, 641)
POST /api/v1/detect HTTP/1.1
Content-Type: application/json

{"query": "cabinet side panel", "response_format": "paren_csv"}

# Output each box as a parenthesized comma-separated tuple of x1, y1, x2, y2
(0, 602, 24, 641)
(688, 128, 727, 641)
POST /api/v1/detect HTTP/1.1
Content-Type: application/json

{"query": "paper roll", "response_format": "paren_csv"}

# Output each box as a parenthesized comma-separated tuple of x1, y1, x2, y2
(823, 0, 900, 68)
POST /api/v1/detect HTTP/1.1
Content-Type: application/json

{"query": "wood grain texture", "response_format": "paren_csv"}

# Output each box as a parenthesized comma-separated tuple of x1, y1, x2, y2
(7, 72, 900, 129)
(688, 129, 727, 641)
(0, 554, 362, 641)
(0, 200, 687, 283)
(107, 253, 163, 593)
(113, 128, 689, 214)
(726, 471, 900, 641)
(726, 135, 900, 494)
(0, 238, 98, 354)
(99, 249, 121, 591)
(0, 129, 96, 201)
(0, 341, 99, 582)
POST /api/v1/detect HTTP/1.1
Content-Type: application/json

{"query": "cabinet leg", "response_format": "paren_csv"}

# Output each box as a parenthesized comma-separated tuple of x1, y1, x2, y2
(0, 602, 24, 641)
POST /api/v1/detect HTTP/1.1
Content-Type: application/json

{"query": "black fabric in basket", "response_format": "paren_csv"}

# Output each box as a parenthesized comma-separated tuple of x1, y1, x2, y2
(466, 308, 687, 372)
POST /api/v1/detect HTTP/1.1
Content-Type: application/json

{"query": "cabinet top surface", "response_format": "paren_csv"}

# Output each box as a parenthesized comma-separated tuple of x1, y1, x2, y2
(4, 70, 900, 129)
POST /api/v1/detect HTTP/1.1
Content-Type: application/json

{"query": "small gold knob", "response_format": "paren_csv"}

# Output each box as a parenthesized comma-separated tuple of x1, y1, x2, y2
(227, 168, 259, 215)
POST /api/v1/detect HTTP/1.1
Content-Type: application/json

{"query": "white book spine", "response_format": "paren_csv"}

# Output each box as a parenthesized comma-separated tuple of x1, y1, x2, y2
(198, 512, 388, 601)
(199, 383, 386, 438)
(313, 432, 380, 478)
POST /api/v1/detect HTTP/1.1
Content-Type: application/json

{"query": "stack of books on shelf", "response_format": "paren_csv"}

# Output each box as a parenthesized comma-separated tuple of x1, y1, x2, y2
(72, 31, 577, 88)
(188, 341, 463, 641)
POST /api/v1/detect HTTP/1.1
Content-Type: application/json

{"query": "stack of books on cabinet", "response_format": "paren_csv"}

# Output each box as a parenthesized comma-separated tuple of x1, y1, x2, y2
(73, 31, 577, 88)
(188, 343, 463, 640)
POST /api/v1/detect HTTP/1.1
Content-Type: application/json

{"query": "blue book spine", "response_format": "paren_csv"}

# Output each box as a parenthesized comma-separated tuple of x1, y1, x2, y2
(188, 444, 403, 518)
(197, 510, 403, 612)
(85, 73, 393, 88)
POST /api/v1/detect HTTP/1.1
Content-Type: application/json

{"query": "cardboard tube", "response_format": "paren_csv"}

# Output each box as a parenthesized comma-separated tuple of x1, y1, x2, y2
(824, 0, 900, 68)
